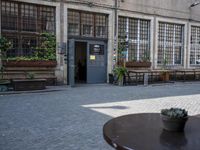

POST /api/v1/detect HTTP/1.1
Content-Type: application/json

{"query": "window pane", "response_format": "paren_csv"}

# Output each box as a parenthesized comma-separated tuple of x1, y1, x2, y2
(81, 13, 94, 37)
(190, 26, 200, 65)
(21, 3, 37, 32)
(39, 6, 55, 33)
(68, 10, 80, 36)
(118, 16, 150, 61)
(1, 1, 56, 57)
(118, 17, 127, 39)
(2, 35, 18, 57)
(68, 10, 108, 38)
(22, 36, 37, 57)
(1, 1, 18, 30)
(158, 22, 184, 66)
(95, 14, 108, 38)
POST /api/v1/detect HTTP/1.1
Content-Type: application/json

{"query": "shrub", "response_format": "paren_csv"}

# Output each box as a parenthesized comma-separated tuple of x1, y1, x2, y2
(161, 108, 188, 119)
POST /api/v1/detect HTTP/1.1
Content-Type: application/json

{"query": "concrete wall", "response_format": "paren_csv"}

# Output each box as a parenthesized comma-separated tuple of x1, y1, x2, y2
(119, 0, 190, 19)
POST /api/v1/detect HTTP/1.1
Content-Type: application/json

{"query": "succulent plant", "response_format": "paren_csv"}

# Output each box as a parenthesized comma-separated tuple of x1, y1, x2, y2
(161, 108, 188, 119)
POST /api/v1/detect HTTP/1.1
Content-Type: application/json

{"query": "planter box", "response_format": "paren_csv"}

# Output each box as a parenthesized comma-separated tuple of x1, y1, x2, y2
(160, 72, 170, 81)
(3, 60, 57, 67)
(126, 61, 151, 68)
(12, 79, 46, 91)
(117, 60, 125, 67)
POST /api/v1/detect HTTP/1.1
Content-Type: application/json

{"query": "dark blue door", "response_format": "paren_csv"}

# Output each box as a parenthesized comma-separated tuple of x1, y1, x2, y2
(87, 41, 107, 84)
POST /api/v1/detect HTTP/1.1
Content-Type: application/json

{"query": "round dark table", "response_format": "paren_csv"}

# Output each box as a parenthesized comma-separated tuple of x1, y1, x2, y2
(103, 113, 200, 150)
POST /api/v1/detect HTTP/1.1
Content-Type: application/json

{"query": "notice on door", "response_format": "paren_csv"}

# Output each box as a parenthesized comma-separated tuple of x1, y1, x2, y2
(90, 55, 96, 60)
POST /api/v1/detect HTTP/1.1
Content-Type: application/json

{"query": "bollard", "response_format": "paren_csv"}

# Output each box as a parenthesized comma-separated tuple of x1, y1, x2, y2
(144, 73, 148, 86)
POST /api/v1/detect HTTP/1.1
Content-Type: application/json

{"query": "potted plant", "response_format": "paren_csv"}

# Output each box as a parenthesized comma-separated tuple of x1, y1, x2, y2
(160, 56, 170, 81)
(113, 66, 127, 86)
(0, 36, 12, 92)
(161, 108, 188, 132)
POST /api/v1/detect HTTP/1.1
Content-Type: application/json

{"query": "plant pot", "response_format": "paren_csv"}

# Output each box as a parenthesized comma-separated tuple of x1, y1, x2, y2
(161, 114, 188, 132)
(118, 80, 123, 86)
(3, 60, 57, 67)
(118, 78, 124, 86)
(125, 61, 151, 68)
(109, 73, 114, 84)
(160, 72, 170, 81)
(117, 60, 125, 67)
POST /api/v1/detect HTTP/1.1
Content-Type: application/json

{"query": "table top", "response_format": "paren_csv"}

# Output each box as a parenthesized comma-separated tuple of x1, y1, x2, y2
(103, 113, 200, 150)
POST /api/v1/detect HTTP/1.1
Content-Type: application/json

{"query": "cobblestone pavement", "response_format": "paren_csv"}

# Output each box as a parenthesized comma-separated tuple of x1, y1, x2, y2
(0, 82, 200, 150)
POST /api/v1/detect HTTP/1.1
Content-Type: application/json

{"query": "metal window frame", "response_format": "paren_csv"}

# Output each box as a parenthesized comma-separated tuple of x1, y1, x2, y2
(158, 22, 184, 66)
(67, 9, 108, 39)
(118, 16, 151, 62)
(190, 26, 200, 65)
(1, 0, 56, 57)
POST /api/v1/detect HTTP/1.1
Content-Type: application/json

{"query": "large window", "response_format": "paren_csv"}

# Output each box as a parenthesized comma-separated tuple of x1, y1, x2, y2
(1, 1, 55, 57)
(68, 10, 108, 39)
(157, 22, 184, 66)
(190, 26, 200, 65)
(118, 16, 150, 61)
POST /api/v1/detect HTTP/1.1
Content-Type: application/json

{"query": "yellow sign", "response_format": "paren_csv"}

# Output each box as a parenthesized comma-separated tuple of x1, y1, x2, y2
(90, 55, 96, 60)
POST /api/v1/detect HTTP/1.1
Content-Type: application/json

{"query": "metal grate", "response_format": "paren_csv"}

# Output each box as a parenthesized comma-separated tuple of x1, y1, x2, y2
(158, 22, 184, 66)
(1, 0, 55, 57)
(68, 9, 108, 38)
(190, 26, 200, 65)
(118, 16, 150, 61)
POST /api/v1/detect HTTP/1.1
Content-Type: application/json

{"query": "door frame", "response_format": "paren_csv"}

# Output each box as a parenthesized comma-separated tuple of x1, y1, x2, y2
(68, 38, 108, 85)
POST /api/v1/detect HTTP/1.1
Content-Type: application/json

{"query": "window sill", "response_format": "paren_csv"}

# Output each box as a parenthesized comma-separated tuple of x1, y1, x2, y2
(2, 60, 57, 67)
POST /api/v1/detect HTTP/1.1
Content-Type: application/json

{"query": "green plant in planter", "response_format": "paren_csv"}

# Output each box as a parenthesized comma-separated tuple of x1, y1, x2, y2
(161, 108, 188, 132)
(6, 33, 56, 61)
(0, 36, 12, 79)
(113, 66, 127, 86)
(161, 108, 188, 119)
(0, 36, 12, 91)
(35, 32, 56, 61)
(26, 72, 35, 80)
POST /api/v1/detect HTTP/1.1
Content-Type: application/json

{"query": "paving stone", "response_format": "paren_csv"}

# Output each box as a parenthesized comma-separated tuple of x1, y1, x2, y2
(0, 83, 200, 150)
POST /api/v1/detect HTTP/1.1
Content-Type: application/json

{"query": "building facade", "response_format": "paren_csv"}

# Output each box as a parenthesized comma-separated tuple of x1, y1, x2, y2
(1, 0, 200, 85)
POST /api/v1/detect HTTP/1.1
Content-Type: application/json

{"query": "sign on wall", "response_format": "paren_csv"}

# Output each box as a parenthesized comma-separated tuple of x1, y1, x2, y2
(89, 44, 104, 55)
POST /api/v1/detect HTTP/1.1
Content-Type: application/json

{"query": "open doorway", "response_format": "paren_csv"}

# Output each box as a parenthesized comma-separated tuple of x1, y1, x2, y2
(75, 41, 87, 83)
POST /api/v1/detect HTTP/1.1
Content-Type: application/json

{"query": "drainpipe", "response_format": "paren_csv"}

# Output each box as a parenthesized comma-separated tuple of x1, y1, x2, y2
(113, 0, 118, 68)
(0, 1, 1, 36)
